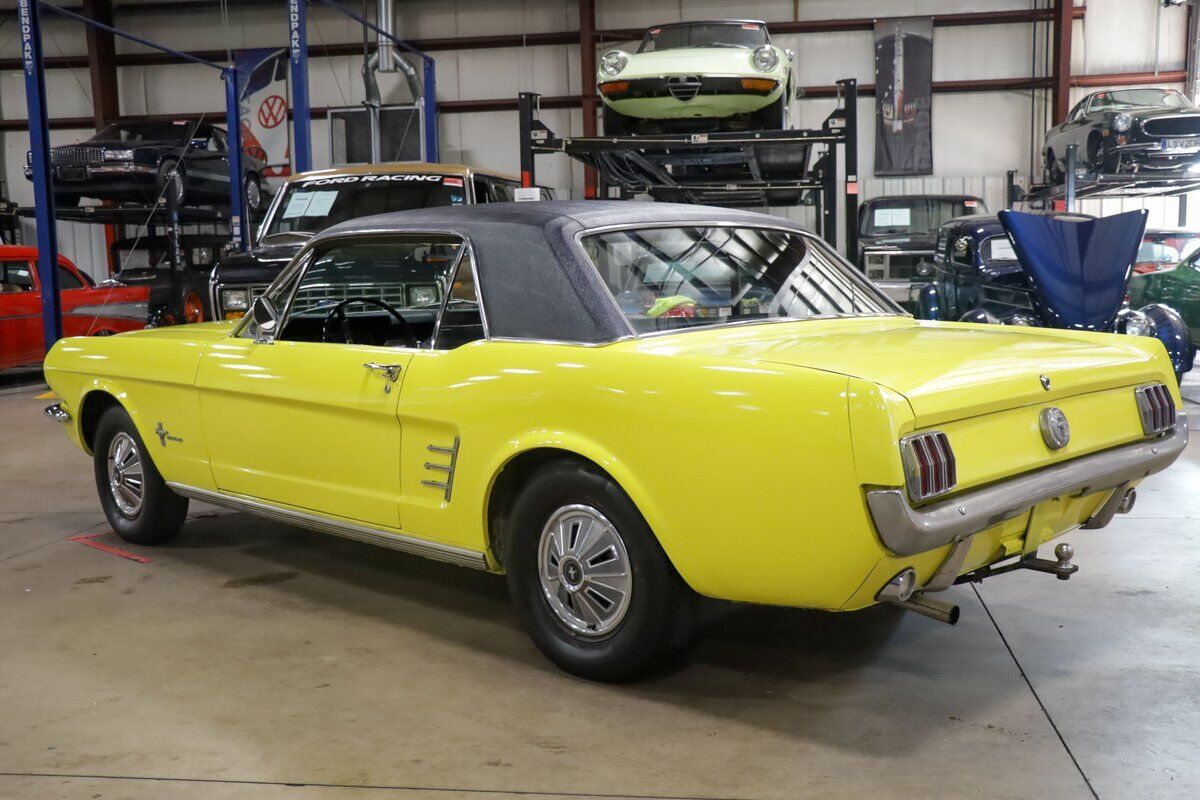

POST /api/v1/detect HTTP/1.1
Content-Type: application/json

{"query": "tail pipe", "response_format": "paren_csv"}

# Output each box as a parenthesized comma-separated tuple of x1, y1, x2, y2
(876, 568, 960, 625)
(891, 594, 960, 625)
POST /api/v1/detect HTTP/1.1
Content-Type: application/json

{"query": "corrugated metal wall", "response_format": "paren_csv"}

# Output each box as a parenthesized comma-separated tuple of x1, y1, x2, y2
(0, 0, 1195, 260)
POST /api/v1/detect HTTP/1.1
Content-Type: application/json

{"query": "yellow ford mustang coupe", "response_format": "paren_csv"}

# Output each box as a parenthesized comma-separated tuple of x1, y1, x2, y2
(44, 202, 1186, 680)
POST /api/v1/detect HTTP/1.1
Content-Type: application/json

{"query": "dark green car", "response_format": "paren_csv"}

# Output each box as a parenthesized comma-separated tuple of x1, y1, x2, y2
(1128, 253, 1200, 346)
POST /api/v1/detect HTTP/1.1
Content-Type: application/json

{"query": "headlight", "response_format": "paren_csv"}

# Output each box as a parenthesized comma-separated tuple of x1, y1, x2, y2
(104, 149, 134, 161)
(599, 50, 628, 77)
(191, 247, 214, 266)
(1120, 310, 1156, 337)
(408, 285, 439, 306)
(1113, 113, 1133, 132)
(221, 288, 250, 312)
(916, 262, 933, 277)
(751, 45, 779, 72)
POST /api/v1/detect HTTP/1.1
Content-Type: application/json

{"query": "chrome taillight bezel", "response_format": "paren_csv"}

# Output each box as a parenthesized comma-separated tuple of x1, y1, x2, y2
(1135, 383, 1176, 437)
(899, 431, 957, 503)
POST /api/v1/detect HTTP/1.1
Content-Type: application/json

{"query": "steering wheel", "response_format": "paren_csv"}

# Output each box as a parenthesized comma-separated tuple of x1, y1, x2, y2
(321, 297, 415, 347)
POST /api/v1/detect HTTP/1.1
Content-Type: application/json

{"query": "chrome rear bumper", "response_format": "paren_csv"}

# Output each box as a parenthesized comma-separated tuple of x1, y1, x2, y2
(867, 414, 1188, 557)
(44, 402, 70, 423)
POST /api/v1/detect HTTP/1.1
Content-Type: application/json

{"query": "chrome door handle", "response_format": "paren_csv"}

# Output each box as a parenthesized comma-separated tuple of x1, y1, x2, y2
(363, 362, 402, 382)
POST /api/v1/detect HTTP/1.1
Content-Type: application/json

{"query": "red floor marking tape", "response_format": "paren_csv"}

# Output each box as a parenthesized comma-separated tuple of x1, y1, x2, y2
(67, 532, 151, 564)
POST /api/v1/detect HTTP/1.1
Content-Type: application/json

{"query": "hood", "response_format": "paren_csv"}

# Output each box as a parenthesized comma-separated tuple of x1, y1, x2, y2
(213, 241, 301, 285)
(999, 209, 1147, 331)
(120, 320, 235, 343)
(70, 139, 178, 149)
(630, 317, 1165, 425)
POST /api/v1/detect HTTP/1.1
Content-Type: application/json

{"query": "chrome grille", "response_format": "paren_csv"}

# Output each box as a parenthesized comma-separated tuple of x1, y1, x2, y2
(51, 146, 105, 168)
(900, 431, 957, 503)
(1135, 383, 1176, 436)
(1142, 116, 1200, 137)
(290, 282, 438, 315)
(667, 76, 702, 101)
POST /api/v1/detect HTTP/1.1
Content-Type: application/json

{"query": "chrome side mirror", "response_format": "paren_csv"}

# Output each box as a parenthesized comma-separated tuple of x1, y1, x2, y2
(251, 296, 278, 343)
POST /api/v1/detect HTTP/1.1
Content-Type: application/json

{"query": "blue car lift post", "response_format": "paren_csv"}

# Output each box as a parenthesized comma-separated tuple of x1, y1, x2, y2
(18, 0, 249, 354)
(288, 0, 439, 173)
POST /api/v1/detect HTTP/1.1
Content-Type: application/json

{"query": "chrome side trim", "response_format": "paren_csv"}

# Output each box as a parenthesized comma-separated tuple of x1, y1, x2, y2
(44, 403, 70, 423)
(866, 414, 1188, 557)
(421, 436, 461, 502)
(165, 482, 488, 570)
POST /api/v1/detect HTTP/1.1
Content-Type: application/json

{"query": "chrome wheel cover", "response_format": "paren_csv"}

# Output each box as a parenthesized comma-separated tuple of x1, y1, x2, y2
(537, 504, 633, 638)
(107, 432, 144, 517)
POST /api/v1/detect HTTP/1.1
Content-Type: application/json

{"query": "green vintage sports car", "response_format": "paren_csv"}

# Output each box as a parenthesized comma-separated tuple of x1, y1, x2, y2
(597, 20, 794, 135)
(1128, 252, 1200, 346)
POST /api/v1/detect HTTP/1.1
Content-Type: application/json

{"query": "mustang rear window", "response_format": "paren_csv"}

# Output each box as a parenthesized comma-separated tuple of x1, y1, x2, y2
(582, 225, 898, 334)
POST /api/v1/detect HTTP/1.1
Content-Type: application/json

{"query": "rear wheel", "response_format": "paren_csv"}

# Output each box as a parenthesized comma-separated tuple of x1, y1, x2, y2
(243, 173, 264, 212)
(93, 405, 188, 545)
(504, 461, 695, 682)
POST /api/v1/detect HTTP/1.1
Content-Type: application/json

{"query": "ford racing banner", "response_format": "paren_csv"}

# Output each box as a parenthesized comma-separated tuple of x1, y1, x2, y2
(234, 48, 291, 178)
(874, 17, 933, 176)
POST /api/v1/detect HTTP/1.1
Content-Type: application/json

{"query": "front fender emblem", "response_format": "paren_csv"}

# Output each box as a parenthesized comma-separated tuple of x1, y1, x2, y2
(154, 422, 183, 447)
(1039, 407, 1071, 450)
(1040, 374, 1051, 391)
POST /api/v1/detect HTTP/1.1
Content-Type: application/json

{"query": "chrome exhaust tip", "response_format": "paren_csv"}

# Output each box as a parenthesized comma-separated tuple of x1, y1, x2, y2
(1118, 488, 1137, 515)
(891, 593, 960, 625)
(876, 568, 917, 603)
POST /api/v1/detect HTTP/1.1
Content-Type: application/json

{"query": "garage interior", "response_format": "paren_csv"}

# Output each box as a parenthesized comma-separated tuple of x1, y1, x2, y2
(3, 2, 1200, 799)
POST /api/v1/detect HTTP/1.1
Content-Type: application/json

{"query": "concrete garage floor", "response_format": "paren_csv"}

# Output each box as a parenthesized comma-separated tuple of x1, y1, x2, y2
(2, 380, 1199, 800)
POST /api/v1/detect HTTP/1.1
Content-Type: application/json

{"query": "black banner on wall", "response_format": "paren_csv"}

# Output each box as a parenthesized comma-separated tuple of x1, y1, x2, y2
(874, 16, 933, 176)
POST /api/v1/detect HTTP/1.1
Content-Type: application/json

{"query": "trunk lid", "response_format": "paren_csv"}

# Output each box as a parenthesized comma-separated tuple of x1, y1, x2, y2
(640, 317, 1166, 425)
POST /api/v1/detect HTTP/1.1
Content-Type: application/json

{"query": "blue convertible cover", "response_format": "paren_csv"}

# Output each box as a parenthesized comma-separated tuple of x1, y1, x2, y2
(998, 209, 1148, 331)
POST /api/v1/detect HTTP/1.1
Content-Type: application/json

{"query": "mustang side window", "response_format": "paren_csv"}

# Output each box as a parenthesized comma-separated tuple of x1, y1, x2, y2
(583, 225, 898, 334)
(433, 249, 485, 350)
(272, 235, 466, 349)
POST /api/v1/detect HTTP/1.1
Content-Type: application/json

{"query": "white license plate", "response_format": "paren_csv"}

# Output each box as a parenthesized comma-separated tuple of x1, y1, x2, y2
(1163, 138, 1200, 150)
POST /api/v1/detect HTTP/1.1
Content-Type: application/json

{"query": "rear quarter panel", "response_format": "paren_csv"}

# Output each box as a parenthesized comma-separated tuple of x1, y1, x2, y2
(399, 340, 880, 610)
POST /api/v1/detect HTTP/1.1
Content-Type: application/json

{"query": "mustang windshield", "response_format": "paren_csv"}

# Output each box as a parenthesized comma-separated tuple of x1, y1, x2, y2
(638, 22, 768, 52)
(584, 225, 899, 334)
(263, 175, 462, 239)
(1089, 88, 1190, 111)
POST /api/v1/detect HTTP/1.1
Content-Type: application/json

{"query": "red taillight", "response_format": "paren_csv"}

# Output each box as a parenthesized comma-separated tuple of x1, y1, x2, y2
(900, 431, 957, 503)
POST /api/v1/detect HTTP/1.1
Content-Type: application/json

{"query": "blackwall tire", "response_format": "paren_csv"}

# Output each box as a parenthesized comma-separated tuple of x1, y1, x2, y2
(93, 405, 188, 545)
(504, 460, 695, 682)
(158, 160, 186, 206)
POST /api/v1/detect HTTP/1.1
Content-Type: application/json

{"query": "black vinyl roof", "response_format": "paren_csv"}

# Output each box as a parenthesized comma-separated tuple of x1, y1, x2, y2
(316, 201, 806, 343)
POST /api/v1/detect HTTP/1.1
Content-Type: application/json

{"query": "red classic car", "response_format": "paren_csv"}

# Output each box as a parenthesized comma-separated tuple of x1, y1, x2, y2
(1, 246, 148, 369)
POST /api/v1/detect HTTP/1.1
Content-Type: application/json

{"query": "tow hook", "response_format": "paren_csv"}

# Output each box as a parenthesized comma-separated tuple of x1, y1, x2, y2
(956, 542, 1079, 585)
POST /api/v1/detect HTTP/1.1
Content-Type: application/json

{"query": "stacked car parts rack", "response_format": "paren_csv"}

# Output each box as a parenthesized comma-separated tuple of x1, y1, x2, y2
(518, 78, 861, 258)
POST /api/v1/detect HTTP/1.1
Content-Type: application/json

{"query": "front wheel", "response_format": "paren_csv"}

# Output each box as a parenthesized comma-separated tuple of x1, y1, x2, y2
(157, 159, 186, 206)
(602, 105, 633, 137)
(753, 94, 788, 130)
(505, 461, 695, 682)
(93, 405, 188, 545)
